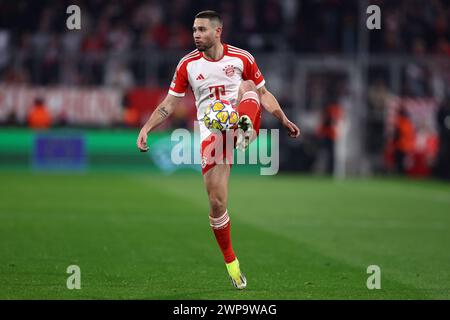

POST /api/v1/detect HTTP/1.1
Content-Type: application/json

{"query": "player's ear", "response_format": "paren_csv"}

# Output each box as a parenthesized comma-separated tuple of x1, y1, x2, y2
(215, 26, 222, 38)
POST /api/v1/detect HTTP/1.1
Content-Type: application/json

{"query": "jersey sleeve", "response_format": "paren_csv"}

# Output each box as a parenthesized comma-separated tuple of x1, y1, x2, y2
(242, 57, 265, 89)
(168, 61, 189, 97)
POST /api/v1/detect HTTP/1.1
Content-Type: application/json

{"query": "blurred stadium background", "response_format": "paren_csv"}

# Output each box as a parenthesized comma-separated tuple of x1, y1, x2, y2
(0, 0, 449, 299)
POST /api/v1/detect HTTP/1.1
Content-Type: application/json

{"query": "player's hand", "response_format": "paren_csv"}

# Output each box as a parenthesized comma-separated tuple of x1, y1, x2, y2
(283, 118, 301, 138)
(137, 128, 150, 152)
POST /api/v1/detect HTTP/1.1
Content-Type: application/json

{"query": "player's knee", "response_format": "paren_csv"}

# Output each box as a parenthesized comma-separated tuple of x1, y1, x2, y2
(208, 194, 226, 216)
(239, 80, 257, 95)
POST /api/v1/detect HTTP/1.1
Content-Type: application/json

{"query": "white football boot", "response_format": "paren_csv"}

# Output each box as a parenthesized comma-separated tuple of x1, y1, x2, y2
(236, 115, 255, 151)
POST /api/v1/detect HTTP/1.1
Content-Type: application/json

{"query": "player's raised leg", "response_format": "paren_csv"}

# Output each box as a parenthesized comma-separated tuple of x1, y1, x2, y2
(203, 164, 247, 289)
(236, 80, 262, 150)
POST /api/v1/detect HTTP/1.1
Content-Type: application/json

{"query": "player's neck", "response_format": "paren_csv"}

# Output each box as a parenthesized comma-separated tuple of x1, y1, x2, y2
(203, 42, 224, 61)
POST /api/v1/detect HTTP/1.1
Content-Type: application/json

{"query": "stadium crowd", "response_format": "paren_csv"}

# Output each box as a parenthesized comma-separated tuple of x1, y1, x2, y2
(0, 0, 449, 86)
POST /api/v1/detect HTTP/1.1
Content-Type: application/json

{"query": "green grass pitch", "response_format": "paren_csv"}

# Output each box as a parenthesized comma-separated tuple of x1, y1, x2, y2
(0, 171, 449, 299)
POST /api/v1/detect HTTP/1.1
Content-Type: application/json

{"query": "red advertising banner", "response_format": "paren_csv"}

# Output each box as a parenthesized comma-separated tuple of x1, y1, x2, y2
(0, 86, 198, 129)
(126, 87, 197, 129)
(0, 86, 123, 126)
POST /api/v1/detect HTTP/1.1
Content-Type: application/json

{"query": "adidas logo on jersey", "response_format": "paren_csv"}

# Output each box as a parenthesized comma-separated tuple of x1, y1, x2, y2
(196, 74, 205, 80)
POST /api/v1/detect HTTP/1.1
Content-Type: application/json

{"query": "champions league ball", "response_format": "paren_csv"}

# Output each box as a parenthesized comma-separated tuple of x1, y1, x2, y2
(202, 100, 239, 131)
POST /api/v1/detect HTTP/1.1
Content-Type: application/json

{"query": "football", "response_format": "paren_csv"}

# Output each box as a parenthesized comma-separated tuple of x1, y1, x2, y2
(202, 99, 239, 131)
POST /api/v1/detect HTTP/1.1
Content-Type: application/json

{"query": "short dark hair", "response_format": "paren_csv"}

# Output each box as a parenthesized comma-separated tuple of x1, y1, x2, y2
(195, 10, 222, 25)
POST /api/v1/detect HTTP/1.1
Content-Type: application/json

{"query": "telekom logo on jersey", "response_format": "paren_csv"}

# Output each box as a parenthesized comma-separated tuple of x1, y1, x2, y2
(209, 85, 226, 100)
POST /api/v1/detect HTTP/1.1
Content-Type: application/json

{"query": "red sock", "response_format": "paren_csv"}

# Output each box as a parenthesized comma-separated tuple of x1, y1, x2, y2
(210, 210, 236, 264)
(236, 91, 261, 134)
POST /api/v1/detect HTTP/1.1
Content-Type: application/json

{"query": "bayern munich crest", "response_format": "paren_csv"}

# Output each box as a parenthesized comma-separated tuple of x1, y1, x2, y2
(223, 65, 235, 77)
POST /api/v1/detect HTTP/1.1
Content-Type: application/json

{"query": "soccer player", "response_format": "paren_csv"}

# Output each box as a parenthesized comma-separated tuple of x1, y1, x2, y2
(136, 10, 300, 289)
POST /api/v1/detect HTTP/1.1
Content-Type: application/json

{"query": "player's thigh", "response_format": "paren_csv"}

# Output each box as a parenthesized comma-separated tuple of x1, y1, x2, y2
(203, 163, 231, 201)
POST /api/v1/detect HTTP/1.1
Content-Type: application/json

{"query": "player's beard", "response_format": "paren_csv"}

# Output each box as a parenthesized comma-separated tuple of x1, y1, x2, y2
(195, 40, 213, 52)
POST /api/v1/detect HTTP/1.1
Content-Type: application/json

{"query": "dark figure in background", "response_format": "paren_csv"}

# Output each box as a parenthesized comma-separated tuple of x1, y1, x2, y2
(122, 94, 140, 128)
(0, 108, 17, 127)
(434, 96, 450, 180)
(317, 102, 343, 174)
(393, 107, 415, 174)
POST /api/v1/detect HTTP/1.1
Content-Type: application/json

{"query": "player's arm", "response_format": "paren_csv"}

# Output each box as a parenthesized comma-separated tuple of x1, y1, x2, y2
(258, 85, 301, 138)
(136, 94, 182, 152)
